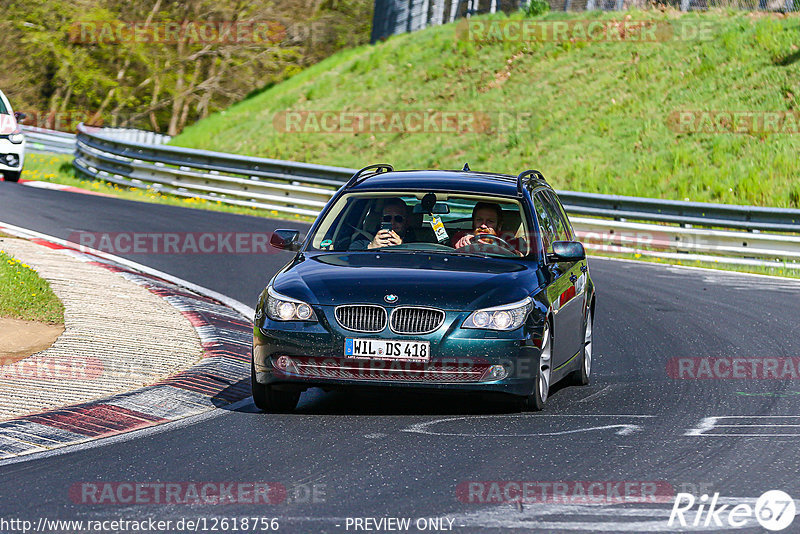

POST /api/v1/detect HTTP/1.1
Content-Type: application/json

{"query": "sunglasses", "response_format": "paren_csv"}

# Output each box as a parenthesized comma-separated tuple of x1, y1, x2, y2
(382, 215, 405, 223)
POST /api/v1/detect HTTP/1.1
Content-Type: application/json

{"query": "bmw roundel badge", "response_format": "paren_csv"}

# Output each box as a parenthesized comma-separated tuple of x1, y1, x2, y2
(384, 294, 398, 303)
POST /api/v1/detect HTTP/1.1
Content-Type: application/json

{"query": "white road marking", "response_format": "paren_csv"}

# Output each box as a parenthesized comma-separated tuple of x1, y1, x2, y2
(20, 181, 72, 191)
(403, 414, 654, 437)
(685, 416, 800, 437)
(578, 384, 613, 403)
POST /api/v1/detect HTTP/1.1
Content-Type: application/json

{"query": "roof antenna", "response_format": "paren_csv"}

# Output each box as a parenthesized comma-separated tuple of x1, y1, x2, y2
(462, 163, 470, 171)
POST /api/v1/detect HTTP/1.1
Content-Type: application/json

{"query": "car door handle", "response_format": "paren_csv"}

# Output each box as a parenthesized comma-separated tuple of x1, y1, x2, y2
(569, 274, 578, 283)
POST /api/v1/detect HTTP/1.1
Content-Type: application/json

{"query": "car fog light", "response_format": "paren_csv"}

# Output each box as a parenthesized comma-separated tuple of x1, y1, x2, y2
(4, 154, 19, 167)
(481, 365, 508, 381)
(274, 355, 299, 374)
(277, 301, 296, 320)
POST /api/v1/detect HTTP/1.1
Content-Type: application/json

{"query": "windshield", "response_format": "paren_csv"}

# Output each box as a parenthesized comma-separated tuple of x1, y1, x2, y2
(308, 191, 536, 259)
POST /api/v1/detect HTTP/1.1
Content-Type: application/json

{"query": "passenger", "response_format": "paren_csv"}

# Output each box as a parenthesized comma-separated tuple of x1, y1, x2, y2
(350, 198, 414, 250)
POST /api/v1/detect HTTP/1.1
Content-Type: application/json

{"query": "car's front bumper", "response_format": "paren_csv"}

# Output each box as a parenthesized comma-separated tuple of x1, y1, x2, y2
(0, 139, 25, 171)
(253, 307, 543, 397)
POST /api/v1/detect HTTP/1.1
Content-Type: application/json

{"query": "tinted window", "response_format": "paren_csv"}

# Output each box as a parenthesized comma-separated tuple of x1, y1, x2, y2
(543, 191, 572, 241)
(545, 191, 574, 241)
(309, 192, 532, 258)
(532, 193, 556, 253)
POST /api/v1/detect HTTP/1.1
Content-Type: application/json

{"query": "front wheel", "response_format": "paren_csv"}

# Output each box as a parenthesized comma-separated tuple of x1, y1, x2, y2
(251, 360, 300, 413)
(3, 171, 21, 182)
(521, 323, 551, 412)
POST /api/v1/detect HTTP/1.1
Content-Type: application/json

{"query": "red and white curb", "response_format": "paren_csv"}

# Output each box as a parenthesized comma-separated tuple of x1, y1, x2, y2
(0, 223, 253, 460)
(19, 179, 115, 197)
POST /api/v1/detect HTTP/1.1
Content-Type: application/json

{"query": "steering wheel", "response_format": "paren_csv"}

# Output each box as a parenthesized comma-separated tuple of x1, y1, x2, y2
(459, 233, 517, 255)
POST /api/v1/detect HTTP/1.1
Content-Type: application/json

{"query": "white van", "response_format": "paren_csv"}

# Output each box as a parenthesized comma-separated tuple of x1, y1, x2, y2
(0, 89, 26, 182)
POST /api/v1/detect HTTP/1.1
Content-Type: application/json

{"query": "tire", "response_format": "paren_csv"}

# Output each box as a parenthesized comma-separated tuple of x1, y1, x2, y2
(521, 322, 551, 412)
(251, 359, 300, 413)
(572, 308, 593, 386)
(3, 171, 20, 183)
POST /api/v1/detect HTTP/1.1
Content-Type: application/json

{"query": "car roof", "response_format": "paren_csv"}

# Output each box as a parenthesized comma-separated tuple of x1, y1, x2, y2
(347, 170, 551, 198)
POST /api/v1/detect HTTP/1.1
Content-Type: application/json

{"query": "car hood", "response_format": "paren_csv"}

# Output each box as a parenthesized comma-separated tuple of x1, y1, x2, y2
(271, 252, 543, 310)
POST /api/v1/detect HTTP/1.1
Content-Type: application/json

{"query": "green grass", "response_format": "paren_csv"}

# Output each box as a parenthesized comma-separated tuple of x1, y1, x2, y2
(171, 9, 800, 208)
(21, 154, 315, 222)
(0, 249, 64, 324)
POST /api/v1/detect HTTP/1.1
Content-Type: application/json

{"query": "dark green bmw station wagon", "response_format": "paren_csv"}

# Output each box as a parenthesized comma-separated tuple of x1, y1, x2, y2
(252, 165, 595, 412)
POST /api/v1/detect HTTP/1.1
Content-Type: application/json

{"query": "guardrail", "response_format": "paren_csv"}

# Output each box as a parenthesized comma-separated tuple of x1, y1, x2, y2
(20, 125, 76, 155)
(73, 124, 800, 231)
(74, 124, 351, 217)
(21, 125, 170, 155)
(19, 122, 789, 266)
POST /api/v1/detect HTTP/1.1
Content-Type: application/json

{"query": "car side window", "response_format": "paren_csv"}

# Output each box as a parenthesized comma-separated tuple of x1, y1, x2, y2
(545, 191, 574, 241)
(537, 191, 569, 241)
(532, 193, 556, 254)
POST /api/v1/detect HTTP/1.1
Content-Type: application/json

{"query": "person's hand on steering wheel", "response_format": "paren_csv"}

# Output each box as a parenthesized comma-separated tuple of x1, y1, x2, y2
(458, 233, 521, 256)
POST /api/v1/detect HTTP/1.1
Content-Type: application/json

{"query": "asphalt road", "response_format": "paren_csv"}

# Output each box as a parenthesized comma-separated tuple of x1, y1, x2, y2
(2, 182, 800, 533)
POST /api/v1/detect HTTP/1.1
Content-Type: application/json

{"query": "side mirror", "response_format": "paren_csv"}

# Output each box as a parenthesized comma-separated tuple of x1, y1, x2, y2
(547, 241, 585, 263)
(13, 112, 26, 121)
(269, 229, 301, 251)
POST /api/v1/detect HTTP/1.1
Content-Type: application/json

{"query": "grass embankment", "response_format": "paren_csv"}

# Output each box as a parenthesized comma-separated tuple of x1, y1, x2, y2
(172, 9, 800, 208)
(0, 247, 64, 324)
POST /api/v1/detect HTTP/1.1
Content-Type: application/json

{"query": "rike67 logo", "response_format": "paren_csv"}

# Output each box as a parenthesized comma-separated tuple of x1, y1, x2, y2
(669, 490, 796, 531)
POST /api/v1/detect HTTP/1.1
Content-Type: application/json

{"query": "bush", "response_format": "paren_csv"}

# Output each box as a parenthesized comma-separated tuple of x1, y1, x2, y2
(524, 0, 550, 17)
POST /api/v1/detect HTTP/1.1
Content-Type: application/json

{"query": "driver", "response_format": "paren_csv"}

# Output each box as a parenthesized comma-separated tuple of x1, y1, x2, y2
(453, 202, 504, 249)
(453, 202, 523, 256)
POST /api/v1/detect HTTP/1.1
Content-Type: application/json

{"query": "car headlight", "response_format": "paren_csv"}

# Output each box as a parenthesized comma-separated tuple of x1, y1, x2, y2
(8, 131, 24, 144)
(463, 296, 532, 331)
(266, 286, 317, 322)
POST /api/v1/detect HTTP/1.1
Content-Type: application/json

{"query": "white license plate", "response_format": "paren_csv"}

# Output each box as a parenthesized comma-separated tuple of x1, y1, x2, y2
(344, 338, 430, 361)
